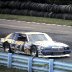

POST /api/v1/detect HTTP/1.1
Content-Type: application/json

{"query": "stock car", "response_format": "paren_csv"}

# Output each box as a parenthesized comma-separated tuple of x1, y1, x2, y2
(0, 32, 71, 57)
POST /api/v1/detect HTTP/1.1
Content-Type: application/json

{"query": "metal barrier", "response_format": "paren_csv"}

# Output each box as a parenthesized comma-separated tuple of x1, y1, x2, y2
(0, 52, 72, 72)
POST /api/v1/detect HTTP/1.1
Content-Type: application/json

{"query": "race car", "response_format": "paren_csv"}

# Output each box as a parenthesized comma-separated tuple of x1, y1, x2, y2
(0, 32, 71, 57)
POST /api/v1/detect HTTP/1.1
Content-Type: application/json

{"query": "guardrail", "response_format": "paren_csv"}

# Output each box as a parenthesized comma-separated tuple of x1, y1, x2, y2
(0, 52, 72, 72)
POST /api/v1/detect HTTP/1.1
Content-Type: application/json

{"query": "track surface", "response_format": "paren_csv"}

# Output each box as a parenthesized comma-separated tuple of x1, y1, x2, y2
(0, 19, 72, 62)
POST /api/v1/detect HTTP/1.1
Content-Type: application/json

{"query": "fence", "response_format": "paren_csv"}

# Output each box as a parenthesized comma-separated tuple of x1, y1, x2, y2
(0, 52, 72, 72)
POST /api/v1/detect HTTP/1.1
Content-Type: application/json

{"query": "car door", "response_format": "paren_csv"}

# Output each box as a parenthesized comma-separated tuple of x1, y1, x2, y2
(14, 33, 28, 51)
(8, 33, 24, 51)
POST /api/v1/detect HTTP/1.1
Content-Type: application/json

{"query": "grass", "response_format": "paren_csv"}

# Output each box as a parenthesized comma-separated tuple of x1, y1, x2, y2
(0, 65, 27, 72)
(0, 64, 71, 72)
(0, 14, 72, 26)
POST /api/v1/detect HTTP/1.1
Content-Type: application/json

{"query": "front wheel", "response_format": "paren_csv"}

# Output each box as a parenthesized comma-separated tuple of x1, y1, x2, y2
(30, 45, 38, 57)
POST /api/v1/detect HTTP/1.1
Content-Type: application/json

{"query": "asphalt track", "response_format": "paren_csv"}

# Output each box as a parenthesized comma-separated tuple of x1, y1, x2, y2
(0, 19, 72, 62)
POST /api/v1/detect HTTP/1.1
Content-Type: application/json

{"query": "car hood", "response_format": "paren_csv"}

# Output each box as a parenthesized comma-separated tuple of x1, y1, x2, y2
(33, 41, 68, 48)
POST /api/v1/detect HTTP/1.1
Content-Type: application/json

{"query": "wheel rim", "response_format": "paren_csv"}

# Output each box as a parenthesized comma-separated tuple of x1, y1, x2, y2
(5, 44, 10, 52)
(30, 45, 38, 57)
(4, 43, 12, 53)
(31, 51, 37, 56)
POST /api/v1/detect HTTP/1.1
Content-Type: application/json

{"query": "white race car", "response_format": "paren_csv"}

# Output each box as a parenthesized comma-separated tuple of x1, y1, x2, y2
(0, 32, 71, 57)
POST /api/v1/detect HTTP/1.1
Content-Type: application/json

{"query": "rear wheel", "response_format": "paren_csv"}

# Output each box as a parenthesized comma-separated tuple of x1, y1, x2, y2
(30, 45, 38, 57)
(3, 42, 12, 53)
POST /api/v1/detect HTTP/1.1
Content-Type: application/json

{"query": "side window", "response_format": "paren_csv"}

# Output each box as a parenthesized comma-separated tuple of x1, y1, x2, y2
(6, 33, 19, 40)
(17, 34, 27, 41)
(13, 33, 19, 40)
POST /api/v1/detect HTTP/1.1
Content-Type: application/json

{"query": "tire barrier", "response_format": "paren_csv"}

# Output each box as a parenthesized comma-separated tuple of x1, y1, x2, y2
(0, 1, 72, 20)
(0, 0, 72, 5)
(0, 1, 72, 13)
(0, 8, 72, 20)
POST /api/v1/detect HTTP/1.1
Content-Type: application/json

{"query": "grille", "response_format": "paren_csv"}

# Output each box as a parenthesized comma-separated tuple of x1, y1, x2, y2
(64, 47, 69, 50)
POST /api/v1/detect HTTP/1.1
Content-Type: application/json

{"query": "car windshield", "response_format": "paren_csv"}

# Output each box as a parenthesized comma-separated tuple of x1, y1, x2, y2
(28, 34, 52, 42)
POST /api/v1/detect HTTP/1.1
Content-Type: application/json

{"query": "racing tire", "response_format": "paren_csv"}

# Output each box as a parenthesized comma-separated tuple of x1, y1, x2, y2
(30, 45, 38, 57)
(3, 42, 12, 53)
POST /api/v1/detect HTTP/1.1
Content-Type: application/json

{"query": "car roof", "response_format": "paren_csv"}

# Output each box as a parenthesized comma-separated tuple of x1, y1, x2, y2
(15, 32, 45, 35)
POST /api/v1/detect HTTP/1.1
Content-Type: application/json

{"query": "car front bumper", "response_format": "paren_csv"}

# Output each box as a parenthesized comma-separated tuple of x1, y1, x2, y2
(38, 48, 71, 57)
(38, 54, 70, 58)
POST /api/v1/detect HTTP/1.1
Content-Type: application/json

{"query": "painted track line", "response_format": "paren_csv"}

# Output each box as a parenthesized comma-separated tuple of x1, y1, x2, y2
(0, 24, 32, 29)
(0, 19, 72, 28)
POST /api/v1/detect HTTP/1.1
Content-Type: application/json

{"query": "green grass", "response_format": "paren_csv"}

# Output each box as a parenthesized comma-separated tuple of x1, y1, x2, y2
(0, 65, 27, 72)
(0, 14, 72, 26)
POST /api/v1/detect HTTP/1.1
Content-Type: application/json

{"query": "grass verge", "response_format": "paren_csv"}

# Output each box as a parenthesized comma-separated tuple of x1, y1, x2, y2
(0, 14, 72, 26)
(0, 65, 27, 72)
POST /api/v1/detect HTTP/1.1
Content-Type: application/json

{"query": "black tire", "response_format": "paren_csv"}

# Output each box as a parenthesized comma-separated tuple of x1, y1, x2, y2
(30, 45, 38, 57)
(3, 42, 12, 53)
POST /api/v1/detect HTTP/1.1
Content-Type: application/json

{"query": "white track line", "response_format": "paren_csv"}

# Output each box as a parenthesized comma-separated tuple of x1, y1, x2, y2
(0, 19, 72, 28)
(0, 24, 32, 29)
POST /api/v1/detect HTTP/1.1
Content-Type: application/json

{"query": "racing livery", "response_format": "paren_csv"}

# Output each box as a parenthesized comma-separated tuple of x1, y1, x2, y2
(0, 32, 71, 57)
